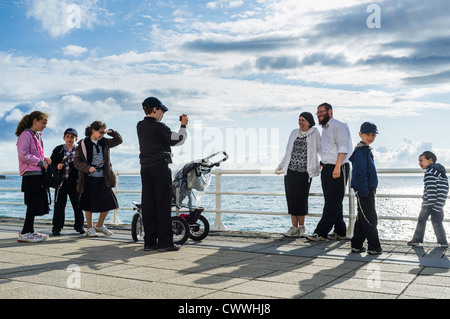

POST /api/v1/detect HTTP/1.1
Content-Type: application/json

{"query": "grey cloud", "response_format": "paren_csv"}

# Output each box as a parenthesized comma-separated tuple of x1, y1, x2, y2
(403, 70, 450, 85)
(183, 35, 300, 53)
(311, 1, 449, 42)
(256, 53, 349, 71)
(358, 55, 450, 68)
(383, 37, 450, 57)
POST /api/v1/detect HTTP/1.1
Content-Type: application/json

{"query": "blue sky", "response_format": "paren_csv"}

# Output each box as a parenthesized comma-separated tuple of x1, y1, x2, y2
(1, 0, 450, 171)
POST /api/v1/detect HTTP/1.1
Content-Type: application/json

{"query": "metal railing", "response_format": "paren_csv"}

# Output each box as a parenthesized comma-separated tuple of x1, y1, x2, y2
(1, 169, 450, 236)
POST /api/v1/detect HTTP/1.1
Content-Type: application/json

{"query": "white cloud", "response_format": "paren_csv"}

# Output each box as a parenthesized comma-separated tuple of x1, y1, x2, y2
(374, 138, 435, 168)
(25, 0, 102, 37)
(3, 1, 450, 171)
(206, 0, 244, 10)
(62, 45, 88, 57)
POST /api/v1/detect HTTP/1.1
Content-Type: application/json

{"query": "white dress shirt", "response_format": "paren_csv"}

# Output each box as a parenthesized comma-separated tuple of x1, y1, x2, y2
(320, 117, 353, 165)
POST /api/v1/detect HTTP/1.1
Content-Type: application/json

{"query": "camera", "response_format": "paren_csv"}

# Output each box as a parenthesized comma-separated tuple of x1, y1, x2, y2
(179, 115, 182, 121)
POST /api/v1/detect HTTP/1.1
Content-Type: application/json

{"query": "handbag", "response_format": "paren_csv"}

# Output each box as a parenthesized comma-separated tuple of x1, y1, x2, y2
(43, 164, 60, 189)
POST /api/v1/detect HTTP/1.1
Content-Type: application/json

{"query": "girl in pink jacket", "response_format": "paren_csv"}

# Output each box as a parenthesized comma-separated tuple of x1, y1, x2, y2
(15, 111, 52, 243)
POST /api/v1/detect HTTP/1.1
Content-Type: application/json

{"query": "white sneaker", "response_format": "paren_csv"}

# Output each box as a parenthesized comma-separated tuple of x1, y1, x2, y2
(17, 232, 45, 243)
(32, 232, 49, 240)
(298, 225, 306, 237)
(284, 226, 299, 237)
(95, 225, 113, 236)
(86, 227, 98, 237)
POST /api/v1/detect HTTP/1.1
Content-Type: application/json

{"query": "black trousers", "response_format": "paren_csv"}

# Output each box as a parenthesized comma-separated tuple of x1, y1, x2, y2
(314, 163, 349, 237)
(52, 180, 84, 232)
(140, 162, 173, 248)
(351, 191, 381, 250)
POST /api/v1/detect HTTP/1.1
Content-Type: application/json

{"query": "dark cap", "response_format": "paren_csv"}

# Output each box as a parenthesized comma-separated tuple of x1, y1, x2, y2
(299, 112, 315, 127)
(360, 122, 378, 134)
(142, 97, 168, 112)
(64, 128, 78, 137)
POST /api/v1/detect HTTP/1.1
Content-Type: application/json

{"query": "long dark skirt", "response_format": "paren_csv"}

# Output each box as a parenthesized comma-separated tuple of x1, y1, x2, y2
(80, 176, 119, 212)
(284, 169, 311, 216)
(22, 174, 50, 217)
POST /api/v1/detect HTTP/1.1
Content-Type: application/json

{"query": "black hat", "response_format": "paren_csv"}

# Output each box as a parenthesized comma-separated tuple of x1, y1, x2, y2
(299, 112, 315, 127)
(142, 97, 168, 112)
(64, 128, 78, 137)
(360, 122, 379, 134)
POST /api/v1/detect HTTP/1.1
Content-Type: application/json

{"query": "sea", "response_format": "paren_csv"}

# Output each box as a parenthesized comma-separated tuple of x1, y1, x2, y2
(1, 173, 449, 242)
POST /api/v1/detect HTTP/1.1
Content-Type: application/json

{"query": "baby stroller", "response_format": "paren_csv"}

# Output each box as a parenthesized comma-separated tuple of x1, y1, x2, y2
(131, 151, 228, 245)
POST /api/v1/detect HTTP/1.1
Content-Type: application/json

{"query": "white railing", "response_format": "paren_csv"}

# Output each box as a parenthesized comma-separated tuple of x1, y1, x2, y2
(1, 169, 450, 237)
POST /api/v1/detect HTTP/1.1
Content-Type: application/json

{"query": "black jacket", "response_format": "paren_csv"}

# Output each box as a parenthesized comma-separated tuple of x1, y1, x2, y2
(137, 117, 187, 167)
(50, 145, 79, 185)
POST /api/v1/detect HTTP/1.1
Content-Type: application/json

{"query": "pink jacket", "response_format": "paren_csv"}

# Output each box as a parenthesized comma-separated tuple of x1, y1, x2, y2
(16, 130, 45, 176)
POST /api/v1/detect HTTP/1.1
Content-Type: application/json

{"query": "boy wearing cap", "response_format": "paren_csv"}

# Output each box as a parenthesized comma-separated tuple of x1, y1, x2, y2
(50, 128, 85, 235)
(137, 97, 188, 252)
(349, 122, 382, 255)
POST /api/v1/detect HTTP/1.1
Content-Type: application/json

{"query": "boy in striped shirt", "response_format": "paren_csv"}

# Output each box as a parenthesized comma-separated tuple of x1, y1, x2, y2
(408, 151, 448, 247)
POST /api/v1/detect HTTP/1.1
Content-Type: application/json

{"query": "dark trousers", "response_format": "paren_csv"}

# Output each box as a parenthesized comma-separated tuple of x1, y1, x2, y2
(314, 163, 349, 237)
(141, 162, 173, 248)
(52, 181, 84, 232)
(351, 191, 381, 250)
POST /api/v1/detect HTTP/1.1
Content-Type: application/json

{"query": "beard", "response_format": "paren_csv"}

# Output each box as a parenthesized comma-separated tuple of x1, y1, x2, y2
(318, 112, 331, 126)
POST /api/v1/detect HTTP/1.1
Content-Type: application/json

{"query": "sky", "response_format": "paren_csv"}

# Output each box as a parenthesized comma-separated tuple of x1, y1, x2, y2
(1, 0, 450, 172)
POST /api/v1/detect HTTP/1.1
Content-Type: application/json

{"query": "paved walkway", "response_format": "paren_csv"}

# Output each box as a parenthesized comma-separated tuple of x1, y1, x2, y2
(0, 218, 449, 299)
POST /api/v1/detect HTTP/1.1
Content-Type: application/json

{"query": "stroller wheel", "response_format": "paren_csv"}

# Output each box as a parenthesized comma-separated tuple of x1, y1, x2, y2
(131, 212, 143, 242)
(189, 215, 209, 241)
(172, 216, 190, 245)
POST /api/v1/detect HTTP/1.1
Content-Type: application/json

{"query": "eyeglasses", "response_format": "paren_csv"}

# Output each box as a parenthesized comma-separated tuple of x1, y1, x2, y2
(97, 130, 106, 135)
(316, 110, 327, 115)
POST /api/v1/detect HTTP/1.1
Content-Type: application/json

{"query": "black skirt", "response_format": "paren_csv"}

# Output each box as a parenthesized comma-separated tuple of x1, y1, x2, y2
(284, 169, 311, 216)
(21, 174, 50, 217)
(80, 176, 119, 212)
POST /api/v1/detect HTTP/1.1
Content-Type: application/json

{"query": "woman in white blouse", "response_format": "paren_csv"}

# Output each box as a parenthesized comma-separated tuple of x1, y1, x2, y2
(276, 112, 321, 237)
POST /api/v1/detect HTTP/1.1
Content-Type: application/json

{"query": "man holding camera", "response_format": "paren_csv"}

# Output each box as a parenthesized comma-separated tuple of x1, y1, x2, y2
(137, 97, 188, 252)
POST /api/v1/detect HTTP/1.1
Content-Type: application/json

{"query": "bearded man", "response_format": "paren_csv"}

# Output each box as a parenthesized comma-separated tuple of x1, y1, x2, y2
(307, 103, 353, 241)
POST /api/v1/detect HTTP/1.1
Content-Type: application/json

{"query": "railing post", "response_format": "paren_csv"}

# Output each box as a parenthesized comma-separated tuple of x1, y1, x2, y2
(211, 169, 228, 231)
(347, 170, 355, 238)
(107, 171, 123, 225)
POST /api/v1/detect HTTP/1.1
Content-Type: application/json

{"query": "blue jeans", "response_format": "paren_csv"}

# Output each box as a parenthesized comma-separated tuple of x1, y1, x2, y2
(412, 206, 448, 245)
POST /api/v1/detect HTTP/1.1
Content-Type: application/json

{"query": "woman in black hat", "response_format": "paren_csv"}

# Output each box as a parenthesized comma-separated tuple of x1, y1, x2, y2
(276, 112, 321, 237)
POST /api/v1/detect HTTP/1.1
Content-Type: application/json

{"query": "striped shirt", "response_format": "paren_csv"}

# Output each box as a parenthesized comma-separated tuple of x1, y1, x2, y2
(423, 163, 449, 212)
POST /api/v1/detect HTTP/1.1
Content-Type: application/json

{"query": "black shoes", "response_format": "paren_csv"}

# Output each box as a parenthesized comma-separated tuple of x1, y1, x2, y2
(144, 244, 181, 252)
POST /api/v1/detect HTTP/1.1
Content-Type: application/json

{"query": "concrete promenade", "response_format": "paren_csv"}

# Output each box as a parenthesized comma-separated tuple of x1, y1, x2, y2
(0, 218, 449, 300)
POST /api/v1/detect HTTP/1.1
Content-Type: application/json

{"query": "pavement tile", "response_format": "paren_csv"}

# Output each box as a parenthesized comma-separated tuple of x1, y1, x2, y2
(0, 220, 449, 300)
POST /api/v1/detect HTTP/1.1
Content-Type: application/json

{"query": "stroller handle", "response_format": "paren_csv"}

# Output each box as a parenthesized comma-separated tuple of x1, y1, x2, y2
(202, 151, 228, 168)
